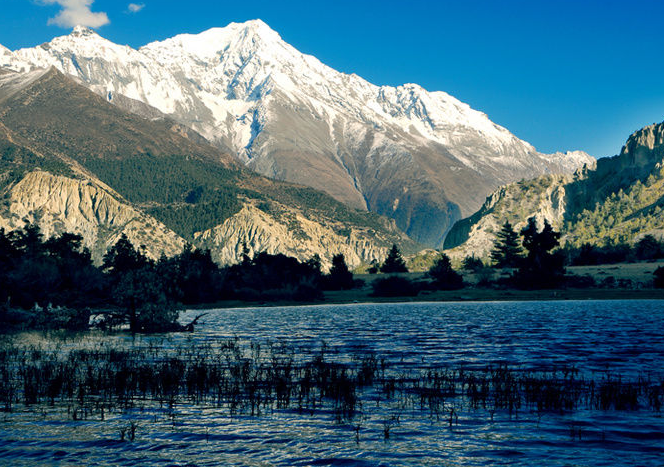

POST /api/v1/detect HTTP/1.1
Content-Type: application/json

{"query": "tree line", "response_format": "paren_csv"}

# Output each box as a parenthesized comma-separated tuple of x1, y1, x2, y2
(0, 224, 403, 333)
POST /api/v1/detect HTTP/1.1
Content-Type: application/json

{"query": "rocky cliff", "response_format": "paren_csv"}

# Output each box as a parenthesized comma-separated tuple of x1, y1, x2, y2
(197, 204, 394, 269)
(444, 121, 664, 259)
(0, 170, 186, 261)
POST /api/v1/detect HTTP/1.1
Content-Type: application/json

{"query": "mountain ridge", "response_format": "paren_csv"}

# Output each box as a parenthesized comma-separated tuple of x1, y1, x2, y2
(0, 67, 415, 268)
(0, 21, 593, 246)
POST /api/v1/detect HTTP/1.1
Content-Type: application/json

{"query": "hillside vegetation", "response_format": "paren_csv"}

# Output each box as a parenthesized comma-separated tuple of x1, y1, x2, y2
(445, 121, 664, 258)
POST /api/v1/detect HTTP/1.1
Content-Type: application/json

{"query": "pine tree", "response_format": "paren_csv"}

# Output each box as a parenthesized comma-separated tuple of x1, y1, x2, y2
(515, 217, 565, 288)
(380, 244, 408, 273)
(325, 254, 354, 290)
(427, 253, 463, 290)
(490, 221, 523, 268)
(102, 234, 149, 275)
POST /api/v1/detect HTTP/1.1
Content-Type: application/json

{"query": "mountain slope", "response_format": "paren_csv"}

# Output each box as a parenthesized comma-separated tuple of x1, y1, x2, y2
(0, 68, 414, 267)
(0, 22, 593, 246)
(444, 121, 664, 258)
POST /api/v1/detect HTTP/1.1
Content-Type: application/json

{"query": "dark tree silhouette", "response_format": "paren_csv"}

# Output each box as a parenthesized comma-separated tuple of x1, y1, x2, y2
(159, 245, 223, 305)
(571, 243, 601, 266)
(380, 244, 408, 273)
(490, 221, 523, 268)
(224, 251, 323, 301)
(461, 255, 484, 272)
(427, 253, 463, 290)
(102, 234, 150, 275)
(324, 254, 355, 290)
(513, 217, 565, 289)
(0, 228, 18, 304)
(306, 254, 322, 274)
(635, 235, 664, 261)
(654, 266, 664, 288)
(102, 234, 179, 333)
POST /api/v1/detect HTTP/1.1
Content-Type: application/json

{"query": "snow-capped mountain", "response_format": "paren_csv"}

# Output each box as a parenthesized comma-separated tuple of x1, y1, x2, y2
(0, 21, 594, 246)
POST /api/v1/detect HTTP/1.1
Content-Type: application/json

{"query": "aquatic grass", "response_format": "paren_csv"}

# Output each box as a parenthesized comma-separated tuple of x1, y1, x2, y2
(0, 338, 662, 430)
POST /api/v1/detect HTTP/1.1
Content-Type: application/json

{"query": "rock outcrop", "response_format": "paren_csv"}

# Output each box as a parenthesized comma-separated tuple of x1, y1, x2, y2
(197, 205, 393, 270)
(0, 170, 186, 261)
(445, 121, 664, 258)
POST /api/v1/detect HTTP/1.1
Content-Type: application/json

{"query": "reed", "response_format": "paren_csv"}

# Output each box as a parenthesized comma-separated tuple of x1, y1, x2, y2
(0, 337, 661, 429)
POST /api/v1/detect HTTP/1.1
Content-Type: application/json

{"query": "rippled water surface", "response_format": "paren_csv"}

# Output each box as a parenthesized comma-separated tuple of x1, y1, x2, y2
(2, 300, 664, 466)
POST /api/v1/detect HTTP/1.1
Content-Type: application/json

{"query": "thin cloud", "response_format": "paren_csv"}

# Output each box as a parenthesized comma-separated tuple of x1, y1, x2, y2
(127, 3, 145, 14)
(40, 0, 110, 29)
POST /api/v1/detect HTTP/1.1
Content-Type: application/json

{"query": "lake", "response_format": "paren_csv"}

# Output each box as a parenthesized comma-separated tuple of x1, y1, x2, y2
(1, 300, 664, 466)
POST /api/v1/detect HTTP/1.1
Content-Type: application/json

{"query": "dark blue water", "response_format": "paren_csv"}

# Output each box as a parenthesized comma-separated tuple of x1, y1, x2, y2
(2, 300, 664, 466)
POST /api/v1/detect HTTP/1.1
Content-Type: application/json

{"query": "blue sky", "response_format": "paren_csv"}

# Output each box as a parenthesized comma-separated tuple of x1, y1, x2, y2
(2, 0, 664, 158)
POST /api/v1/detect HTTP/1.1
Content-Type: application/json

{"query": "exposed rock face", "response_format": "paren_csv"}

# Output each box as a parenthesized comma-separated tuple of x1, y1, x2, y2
(0, 171, 396, 268)
(0, 171, 186, 261)
(446, 121, 664, 258)
(443, 174, 575, 260)
(0, 21, 594, 246)
(196, 205, 392, 269)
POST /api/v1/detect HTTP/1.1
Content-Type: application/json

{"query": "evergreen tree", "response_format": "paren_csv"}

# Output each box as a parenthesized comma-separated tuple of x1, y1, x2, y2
(324, 254, 354, 290)
(514, 217, 565, 288)
(102, 234, 149, 275)
(380, 244, 408, 273)
(427, 253, 463, 290)
(490, 221, 523, 268)
(635, 235, 664, 261)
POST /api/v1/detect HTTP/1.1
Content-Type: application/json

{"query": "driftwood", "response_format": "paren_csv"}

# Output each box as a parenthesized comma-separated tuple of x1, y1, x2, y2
(92, 311, 209, 333)
(170, 313, 209, 333)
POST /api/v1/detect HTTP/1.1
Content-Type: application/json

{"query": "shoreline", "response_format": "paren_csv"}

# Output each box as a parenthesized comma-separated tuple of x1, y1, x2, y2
(186, 287, 664, 311)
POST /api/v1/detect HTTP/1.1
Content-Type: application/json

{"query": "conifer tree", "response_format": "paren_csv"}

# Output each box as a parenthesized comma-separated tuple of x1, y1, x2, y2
(427, 253, 463, 290)
(490, 221, 523, 268)
(514, 217, 565, 288)
(380, 244, 408, 273)
(325, 254, 354, 290)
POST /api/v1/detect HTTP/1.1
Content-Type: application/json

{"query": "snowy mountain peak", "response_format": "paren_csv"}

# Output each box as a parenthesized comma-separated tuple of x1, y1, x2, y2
(141, 19, 290, 66)
(0, 20, 594, 246)
(70, 25, 98, 37)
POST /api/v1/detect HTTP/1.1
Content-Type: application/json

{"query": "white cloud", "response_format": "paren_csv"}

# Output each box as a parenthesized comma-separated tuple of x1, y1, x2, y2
(41, 0, 110, 29)
(127, 3, 145, 13)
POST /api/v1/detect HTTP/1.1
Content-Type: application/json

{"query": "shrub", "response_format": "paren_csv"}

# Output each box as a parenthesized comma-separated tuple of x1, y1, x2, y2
(654, 267, 664, 288)
(371, 276, 419, 297)
(565, 274, 596, 288)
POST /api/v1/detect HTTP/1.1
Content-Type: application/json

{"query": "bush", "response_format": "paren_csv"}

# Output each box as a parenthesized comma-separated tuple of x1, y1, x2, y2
(475, 268, 495, 288)
(371, 276, 419, 297)
(654, 267, 664, 288)
(565, 274, 596, 288)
